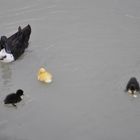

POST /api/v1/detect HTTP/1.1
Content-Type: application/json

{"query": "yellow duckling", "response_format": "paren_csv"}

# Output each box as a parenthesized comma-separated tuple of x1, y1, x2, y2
(38, 67, 52, 83)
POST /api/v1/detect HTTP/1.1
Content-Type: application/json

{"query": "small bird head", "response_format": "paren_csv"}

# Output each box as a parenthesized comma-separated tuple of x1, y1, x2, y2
(16, 89, 24, 96)
(39, 67, 46, 73)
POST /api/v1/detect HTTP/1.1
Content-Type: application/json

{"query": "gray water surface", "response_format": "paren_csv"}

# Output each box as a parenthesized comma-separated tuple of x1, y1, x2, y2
(0, 0, 140, 140)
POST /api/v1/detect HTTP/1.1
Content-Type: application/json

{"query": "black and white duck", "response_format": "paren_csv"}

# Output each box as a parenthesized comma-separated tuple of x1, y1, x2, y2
(126, 77, 140, 95)
(0, 24, 31, 63)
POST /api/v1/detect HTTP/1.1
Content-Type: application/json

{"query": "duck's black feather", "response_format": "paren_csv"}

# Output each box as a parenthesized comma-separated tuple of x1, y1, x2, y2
(0, 25, 31, 60)
(4, 93, 22, 104)
(4, 89, 24, 106)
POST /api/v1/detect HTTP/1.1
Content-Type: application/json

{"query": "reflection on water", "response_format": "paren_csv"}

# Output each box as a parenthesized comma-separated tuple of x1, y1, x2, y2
(0, 63, 12, 91)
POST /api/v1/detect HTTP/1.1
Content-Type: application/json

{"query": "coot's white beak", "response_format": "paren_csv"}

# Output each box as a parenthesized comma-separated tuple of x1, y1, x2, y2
(128, 89, 136, 94)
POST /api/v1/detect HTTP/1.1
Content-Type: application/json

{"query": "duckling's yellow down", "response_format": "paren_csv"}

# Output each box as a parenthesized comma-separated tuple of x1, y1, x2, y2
(38, 68, 52, 83)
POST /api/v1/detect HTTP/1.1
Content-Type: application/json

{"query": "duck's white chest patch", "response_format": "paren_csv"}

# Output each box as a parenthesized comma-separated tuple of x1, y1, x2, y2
(128, 89, 136, 94)
(0, 49, 14, 63)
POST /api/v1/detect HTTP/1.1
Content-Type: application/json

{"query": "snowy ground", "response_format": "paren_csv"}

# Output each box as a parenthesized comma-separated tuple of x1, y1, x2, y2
(0, 0, 140, 140)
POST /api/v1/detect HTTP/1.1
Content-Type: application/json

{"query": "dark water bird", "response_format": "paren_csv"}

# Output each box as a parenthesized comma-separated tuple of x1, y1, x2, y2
(126, 77, 140, 94)
(0, 25, 31, 63)
(4, 89, 24, 107)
